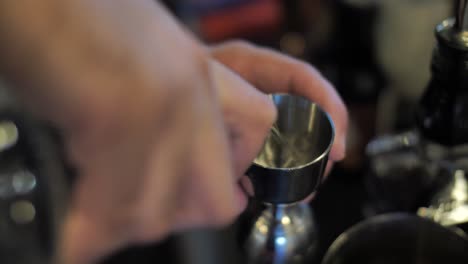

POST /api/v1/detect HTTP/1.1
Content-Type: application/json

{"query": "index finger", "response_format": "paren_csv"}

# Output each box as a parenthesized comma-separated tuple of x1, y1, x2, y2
(210, 41, 348, 161)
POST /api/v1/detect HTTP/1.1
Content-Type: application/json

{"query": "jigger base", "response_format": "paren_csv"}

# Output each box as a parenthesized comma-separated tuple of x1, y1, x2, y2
(245, 203, 318, 264)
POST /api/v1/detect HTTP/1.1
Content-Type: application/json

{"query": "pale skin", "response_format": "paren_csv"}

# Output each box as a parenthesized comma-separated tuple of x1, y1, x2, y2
(0, 1, 348, 263)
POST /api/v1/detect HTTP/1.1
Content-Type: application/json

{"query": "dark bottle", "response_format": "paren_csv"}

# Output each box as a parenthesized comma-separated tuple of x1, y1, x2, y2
(417, 3, 468, 146)
(330, 0, 386, 104)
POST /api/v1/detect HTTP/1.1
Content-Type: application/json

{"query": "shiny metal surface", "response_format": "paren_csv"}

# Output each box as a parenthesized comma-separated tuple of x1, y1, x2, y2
(12, 170, 36, 195)
(0, 121, 18, 152)
(247, 94, 334, 204)
(418, 164, 468, 227)
(363, 131, 442, 217)
(405, 140, 468, 227)
(245, 203, 317, 264)
(323, 213, 468, 264)
(0, 170, 37, 199)
(365, 131, 419, 156)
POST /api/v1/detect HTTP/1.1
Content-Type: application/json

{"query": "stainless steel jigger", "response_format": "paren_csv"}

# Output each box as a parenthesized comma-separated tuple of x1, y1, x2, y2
(245, 94, 335, 264)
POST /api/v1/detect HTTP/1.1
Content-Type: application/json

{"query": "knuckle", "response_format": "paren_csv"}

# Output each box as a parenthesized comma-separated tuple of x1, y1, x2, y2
(256, 94, 277, 134)
(222, 39, 254, 51)
(206, 203, 238, 228)
(131, 215, 171, 243)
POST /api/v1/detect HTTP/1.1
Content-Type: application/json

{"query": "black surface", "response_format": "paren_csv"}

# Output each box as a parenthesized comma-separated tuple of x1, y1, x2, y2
(310, 165, 367, 263)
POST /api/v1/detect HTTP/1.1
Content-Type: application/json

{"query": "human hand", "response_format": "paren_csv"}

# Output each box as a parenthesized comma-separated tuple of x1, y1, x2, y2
(1, 0, 347, 262)
(0, 1, 275, 263)
(211, 41, 349, 170)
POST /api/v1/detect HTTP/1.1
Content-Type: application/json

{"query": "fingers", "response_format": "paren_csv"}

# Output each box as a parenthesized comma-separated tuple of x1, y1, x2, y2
(173, 86, 241, 230)
(59, 210, 130, 264)
(211, 41, 348, 162)
(209, 59, 277, 177)
(60, 90, 240, 263)
(60, 110, 181, 262)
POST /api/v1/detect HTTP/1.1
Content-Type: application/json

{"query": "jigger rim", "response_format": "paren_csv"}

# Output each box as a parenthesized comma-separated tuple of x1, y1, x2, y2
(253, 94, 335, 171)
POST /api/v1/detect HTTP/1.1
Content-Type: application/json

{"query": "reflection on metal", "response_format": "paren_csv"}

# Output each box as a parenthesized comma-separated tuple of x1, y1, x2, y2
(364, 130, 468, 220)
(364, 131, 438, 217)
(248, 94, 334, 204)
(244, 94, 330, 263)
(245, 204, 317, 264)
(365, 130, 419, 156)
(281, 216, 291, 225)
(254, 95, 333, 170)
(0, 170, 37, 198)
(259, 225, 268, 235)
(418, 168, 468, 227)
(367, 129, 468, 228)
(275, 236, 286, 246)
(453, 170, 467, 201)
(12, 170, 36, 195)
(0, 121, 18, 152)
(10, 200, 36, 224)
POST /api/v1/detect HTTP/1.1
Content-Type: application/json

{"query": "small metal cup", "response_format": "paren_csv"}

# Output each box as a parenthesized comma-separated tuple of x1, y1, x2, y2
(247, 94, 334, 204)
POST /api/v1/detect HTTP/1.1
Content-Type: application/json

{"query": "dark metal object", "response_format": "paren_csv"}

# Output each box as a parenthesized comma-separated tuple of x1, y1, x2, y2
(247, 94, 334, 204)
(323, 213, 468, 264)
(0, 110, 69, 264)
(244, 94, 333, 264)
(416, 1, 468, 146)
(418, 167, 468, 227)
(365, 0, 468, 223)
(175, 228, 241, 264)
(245, 203, 317, 264)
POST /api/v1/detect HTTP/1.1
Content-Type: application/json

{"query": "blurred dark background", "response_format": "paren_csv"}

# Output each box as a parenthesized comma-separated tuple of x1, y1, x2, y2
(101, 0, 457, 263)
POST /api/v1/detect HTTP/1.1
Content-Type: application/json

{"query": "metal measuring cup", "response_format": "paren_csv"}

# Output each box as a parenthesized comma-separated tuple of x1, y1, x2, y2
(246, 93, 335, 204)
(244, 94, 335, 264)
